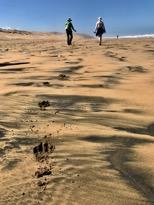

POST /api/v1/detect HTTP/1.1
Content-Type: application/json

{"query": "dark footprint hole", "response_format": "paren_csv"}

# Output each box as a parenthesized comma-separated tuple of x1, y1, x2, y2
(43, 82, 50, 86)
(58, 74, 69, 80)
(119, 57, 127, 62)
(38, 100, 50, 110)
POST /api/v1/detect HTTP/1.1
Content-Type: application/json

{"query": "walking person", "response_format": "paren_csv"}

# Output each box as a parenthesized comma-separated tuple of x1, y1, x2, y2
(65, 18, 76, 45)
(94, 17, 106, 45)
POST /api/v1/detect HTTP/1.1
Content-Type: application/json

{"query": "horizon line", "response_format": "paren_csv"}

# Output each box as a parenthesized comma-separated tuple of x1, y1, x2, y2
(0, 27, 154, 39)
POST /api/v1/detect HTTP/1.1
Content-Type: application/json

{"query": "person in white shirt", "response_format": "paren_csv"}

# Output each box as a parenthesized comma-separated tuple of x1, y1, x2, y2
(94, 17, 106, 45)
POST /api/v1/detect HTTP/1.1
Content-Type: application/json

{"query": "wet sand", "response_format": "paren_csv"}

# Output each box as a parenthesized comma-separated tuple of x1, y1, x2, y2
(0, 31, 154, 205)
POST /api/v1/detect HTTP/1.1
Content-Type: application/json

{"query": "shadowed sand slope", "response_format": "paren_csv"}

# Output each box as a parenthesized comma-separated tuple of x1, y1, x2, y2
(0, 32, 154, 205)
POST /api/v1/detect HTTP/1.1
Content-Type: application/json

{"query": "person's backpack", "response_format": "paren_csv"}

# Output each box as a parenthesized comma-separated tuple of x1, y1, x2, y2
(65, 22, 72, 30)
(98, 21, 103, 28)
(98, 21, 106, 33)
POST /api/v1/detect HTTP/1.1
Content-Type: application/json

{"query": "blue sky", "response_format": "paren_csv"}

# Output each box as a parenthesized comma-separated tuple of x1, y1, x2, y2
(0, 0, 154, 36)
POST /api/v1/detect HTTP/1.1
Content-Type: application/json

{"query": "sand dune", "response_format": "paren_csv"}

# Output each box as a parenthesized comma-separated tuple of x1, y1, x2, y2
(0, 31, 154, 205)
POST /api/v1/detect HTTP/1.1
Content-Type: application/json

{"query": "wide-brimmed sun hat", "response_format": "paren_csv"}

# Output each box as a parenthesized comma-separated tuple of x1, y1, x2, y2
(98, 17, 102, 20)
(67, 18, 72, 21)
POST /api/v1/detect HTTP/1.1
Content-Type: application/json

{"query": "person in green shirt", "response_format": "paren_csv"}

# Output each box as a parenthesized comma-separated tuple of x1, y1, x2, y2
(65, 18, 76, 45)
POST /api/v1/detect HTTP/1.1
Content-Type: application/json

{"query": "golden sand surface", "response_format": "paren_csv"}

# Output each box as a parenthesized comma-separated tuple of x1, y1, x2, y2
(0, 32, 154, 205)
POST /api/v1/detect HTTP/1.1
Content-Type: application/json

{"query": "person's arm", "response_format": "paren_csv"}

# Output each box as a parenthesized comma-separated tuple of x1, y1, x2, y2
(65, 22, 68, 30)
(94, 22, 98, 33)
(71, 23, 76, 32)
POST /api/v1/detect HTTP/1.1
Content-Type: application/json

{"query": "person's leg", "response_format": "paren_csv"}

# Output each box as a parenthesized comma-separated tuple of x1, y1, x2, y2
(99, 35, 102, 45)
(69, 31, 73, 45)
(66, 30, 70, 45)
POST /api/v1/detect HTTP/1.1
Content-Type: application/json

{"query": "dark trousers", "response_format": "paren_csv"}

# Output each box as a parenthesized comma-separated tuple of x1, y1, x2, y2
(66, 29, 73, 45)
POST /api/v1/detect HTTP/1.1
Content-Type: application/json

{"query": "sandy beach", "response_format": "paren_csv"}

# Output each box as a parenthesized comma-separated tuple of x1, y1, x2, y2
(0, 31, 154, 205)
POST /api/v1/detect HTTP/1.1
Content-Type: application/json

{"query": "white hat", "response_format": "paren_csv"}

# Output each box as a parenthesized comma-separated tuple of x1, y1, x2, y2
(98, 17, 102, 20)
